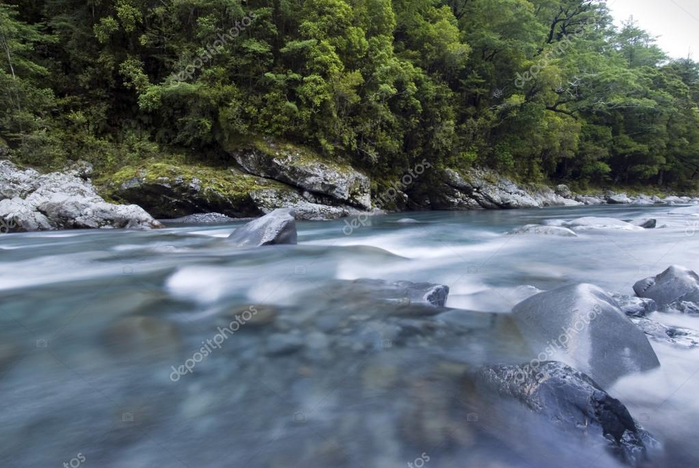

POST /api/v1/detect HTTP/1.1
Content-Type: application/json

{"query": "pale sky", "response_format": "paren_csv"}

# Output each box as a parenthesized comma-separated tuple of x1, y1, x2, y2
(607, 0, 699, 59)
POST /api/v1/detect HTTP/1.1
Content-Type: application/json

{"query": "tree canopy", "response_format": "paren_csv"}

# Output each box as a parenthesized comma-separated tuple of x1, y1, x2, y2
(1, 0, 698, 190)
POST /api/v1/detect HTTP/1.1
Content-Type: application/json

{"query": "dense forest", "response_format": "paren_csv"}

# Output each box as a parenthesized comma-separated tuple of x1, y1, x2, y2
(1, 0, 698, 190)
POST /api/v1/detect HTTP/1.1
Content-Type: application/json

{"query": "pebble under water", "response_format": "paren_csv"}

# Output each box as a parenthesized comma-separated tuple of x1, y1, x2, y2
(1, 204, 699, 468)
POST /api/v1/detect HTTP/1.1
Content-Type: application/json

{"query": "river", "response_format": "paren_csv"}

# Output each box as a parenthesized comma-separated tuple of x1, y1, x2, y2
(1, 204, 698, 467)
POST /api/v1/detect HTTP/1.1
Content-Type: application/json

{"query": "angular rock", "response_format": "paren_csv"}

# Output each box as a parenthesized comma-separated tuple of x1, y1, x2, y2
(0, 198, 52, 232)
(633, 265, 699, 307)
(575, 194, 606, 205)
(0, 161, 161, 232)
(509, 224, 578, 237)
(478, 361, 657, 466)
(611, 293, 657, 318)
(630, 195, 655, 206)
(607, 193, 632, 204)
(555, 184, 573, 198)
(231, 141, 371, 209)
(512, 284, 660, 387)
(227, 209, 297, 247)
(632, 218, 656, 229)
(0, 160, 40, 199)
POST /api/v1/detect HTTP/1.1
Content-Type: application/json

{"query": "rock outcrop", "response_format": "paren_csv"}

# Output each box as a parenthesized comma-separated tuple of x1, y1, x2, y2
(512, 283, 660, 387)
(633, 265, 699, 308)
(109, 161, 361, 221)
(230, 140, 371, 209)
(478, 361, 658, 466)
(431, 167, 581, 210)
(227, 208, 297, 247)
(0, 160, 161, 232)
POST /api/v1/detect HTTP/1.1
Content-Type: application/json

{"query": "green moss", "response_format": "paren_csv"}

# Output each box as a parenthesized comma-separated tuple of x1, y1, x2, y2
(225, 135, 358, 175)
(99, 160, 288, 203)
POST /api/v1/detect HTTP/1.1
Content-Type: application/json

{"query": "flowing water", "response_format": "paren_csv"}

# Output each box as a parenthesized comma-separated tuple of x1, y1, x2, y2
(1, 204, 699, 467)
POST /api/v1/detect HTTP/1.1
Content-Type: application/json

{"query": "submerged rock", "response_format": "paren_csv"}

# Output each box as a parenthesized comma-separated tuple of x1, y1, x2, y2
(0, 161, 161, 232)
(633, 265, 699, 307)
(509, 224, 578, 237)
(478, 361, 658, 466)
(559, 217, 643, 231)
(663, 301, 699, 315)
(512, 284, 660, 388)
(227, 209, 297, 247)
(104, 316, 180, 357)
(631, 317, 699, 348)
(350, 278, 450, 307)
(395, 218, 421, 224)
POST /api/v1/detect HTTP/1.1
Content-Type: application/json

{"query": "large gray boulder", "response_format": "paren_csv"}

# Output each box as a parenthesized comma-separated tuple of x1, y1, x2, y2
(0, 161, 162, 232)
(633, 265, 699, 307)
(231, 143, 371, 209)
(227, 208, 297, 247)
(512, 284, 660, 387)
(478, 361, 657, 466)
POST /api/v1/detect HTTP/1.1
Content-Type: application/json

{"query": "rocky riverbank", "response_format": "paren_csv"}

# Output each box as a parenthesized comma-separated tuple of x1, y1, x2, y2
(0, 160, 161, 232)
(2, 138, 698, 232)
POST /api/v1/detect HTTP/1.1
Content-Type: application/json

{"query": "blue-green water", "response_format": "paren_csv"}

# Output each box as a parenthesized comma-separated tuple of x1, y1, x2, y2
(1, 205, 698, 467)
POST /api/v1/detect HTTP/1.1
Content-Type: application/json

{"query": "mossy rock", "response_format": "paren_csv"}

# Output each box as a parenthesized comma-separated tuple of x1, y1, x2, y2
(101, 162, 290, 219)
(223, 137, 372, 209)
